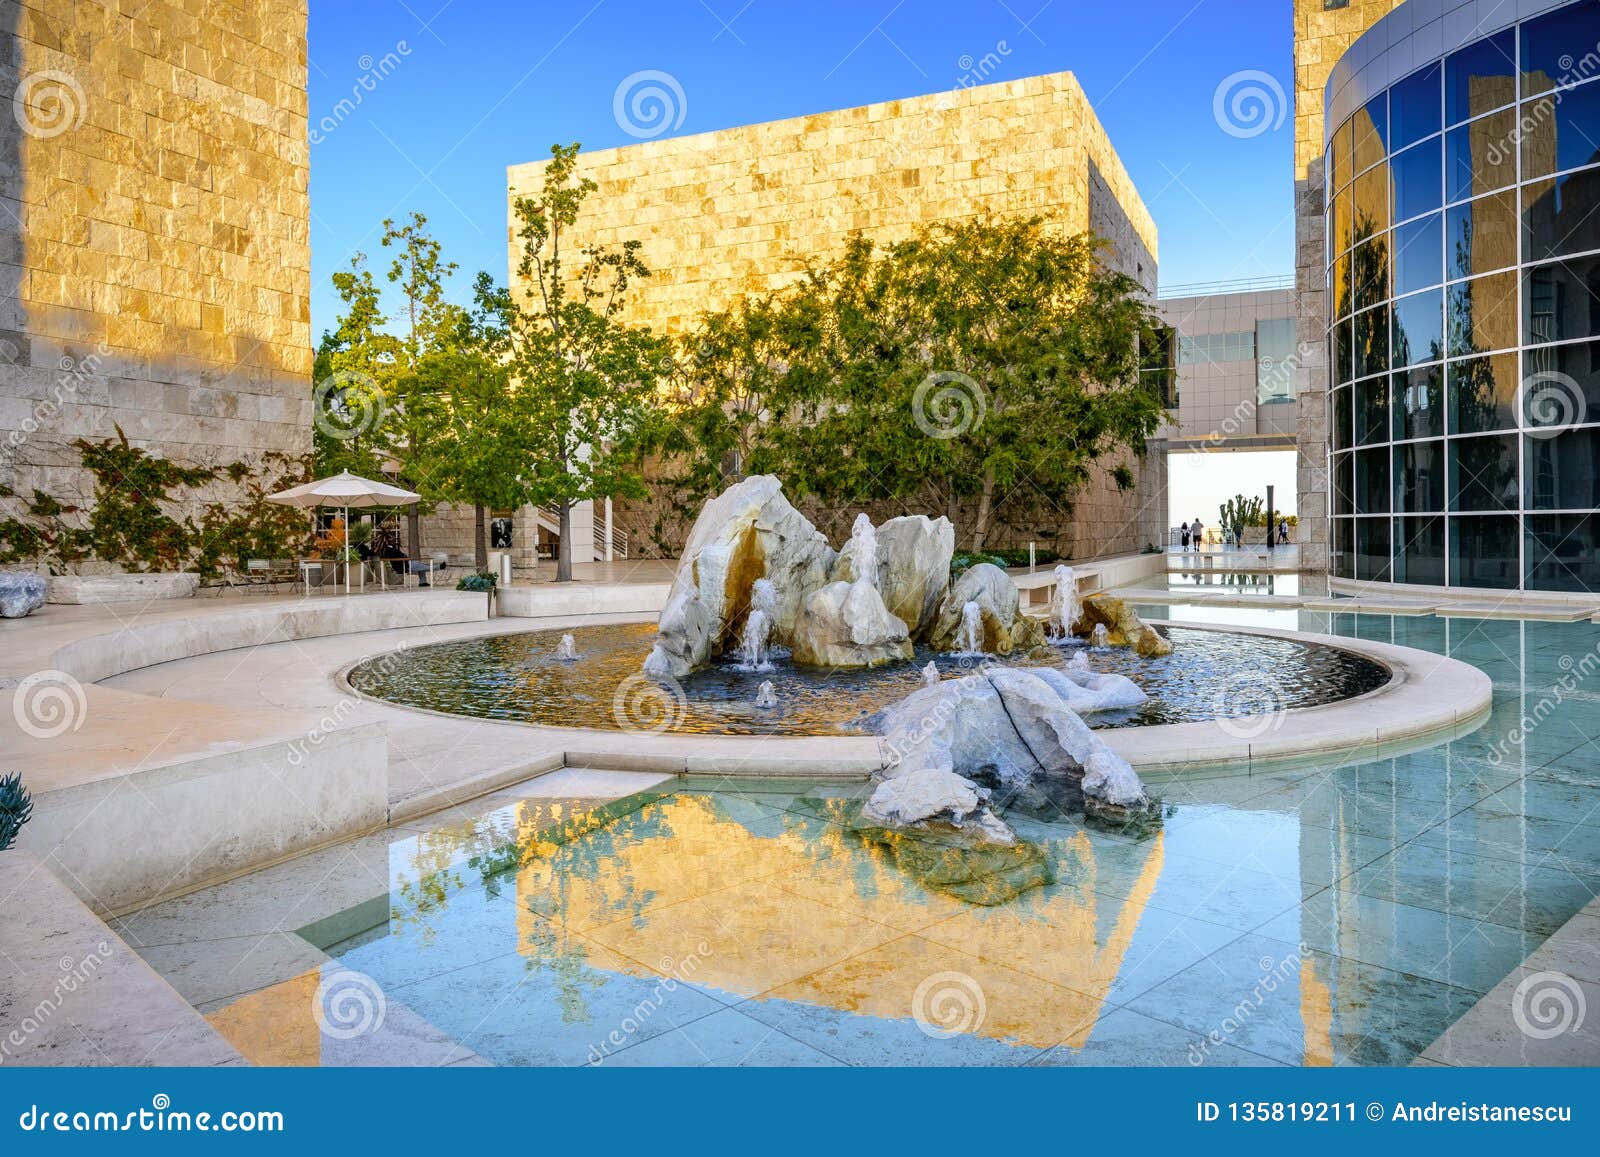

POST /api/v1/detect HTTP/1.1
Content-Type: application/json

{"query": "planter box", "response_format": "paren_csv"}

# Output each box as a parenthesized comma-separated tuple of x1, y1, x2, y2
(48, 573, 199, 605)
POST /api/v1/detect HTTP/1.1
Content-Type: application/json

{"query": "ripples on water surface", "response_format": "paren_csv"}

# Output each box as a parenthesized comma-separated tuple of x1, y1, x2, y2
(349, 621, 1389, 734)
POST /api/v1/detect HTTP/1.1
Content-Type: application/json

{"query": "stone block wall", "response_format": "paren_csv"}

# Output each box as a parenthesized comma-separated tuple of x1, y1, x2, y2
(509, 70, 1162, 561)
(1, 0, 312, 537)
(1292, 0, 1407, 571)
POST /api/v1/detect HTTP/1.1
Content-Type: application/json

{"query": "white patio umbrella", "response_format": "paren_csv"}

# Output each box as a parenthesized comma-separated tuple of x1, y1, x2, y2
(266, 470, 421, 594)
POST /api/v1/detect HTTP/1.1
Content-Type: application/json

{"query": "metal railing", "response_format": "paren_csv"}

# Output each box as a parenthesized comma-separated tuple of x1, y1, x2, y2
(1157, 273, 1296, 300)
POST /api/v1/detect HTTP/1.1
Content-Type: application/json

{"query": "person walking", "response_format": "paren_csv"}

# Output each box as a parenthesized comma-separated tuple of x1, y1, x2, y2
(1278, 518, 1290, 545)
(1179, 521, 1191, 552)
(1191, 518, 1205, 551)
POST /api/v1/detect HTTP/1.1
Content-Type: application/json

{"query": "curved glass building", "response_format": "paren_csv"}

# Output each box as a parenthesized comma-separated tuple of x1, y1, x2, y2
(1323, 0, 1600, 591)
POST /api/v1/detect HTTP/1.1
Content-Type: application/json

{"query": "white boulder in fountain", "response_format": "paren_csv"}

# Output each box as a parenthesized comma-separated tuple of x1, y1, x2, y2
(861, 769, 1016, 846)
(830, 514, 954, 640)
(926, 563, 1044, 656)
(790, 514, 914, 669)
(644, 475, 835, 678)
(872, 666, 1152, 819)
(1037, 653, 1147, 714)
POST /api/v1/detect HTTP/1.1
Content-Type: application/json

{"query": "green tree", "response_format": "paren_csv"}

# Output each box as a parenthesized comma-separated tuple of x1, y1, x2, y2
(312, 252, 398, 480)
(762, 215, 1167, 550)
(502, 143, 666, 581)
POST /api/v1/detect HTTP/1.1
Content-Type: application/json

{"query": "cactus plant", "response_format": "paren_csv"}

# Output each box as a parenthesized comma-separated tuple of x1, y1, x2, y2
(0, 772, 33, 852)
(1219, 495, 1265, 543)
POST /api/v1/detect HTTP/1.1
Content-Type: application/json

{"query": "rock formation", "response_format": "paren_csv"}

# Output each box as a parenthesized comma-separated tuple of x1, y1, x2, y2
(926, 563, 1044, 655)
(871, 666, 1155, 823)
(1077, 593, 1173, 658)
(644, 476, 835, 678)
(830, 514, 954, 640)
(790, 517, 913, 668)
(0, 571, 46, 618)
(861, 769, 1016, 846)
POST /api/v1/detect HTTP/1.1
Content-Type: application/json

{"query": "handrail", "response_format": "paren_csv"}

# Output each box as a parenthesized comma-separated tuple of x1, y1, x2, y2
(1157, 273, 1295, 300)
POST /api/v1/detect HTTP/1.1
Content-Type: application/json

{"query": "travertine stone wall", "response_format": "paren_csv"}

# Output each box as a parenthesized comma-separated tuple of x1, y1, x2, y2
(508, 70, 1162, 561)
(1, 0, 312, 529)
(1292, 0, 1407, 571)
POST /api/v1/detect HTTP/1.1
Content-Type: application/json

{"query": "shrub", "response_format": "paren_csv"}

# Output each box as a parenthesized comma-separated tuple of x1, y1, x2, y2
(456, 571, 497, 592)
(0, 773, 33, 852)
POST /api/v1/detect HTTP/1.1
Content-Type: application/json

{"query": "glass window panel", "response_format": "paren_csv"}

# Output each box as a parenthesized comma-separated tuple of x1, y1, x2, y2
(1356, 517, 1394, 580)
(1446, 190, 1517, 280)
(1520, 80, 1600, 180)
(1356, 445, 1392, 513)
(1331, 183, 1353, 257)
(1394, 440, 1446, 512)
(1335, 318, 1354, 384)
(1353, 162, 1390, 238)
(1523, 338, 1600, 428)
(1333, 116, 1354, 193)
(1393, 213, 1443, 296)
(1445, 109, 1517, 202)
(1395, 515, 1447, 585)
(1393, 364, 1444, 440)
(1356, 375, 1389, 444)
(1525, 428, 1600, 509)
(1353, 234, 1390, 311)
(1391, 289, 1442, 367)
(1356, 304, 1390, 378)
(1522, 0, 1600, 97)
(1449, 351, 1520, 434)
(1449, 433, 1520, 511)
(1332, 384, 1355, 451)
(1391, 63, 1442, 152)
(1525, 514, 1600, 591)
(1256, 318, 1296, 404)
(1450, 515, 1520, 588)
(1352, 94, 1389, 173)
(1522, 169, 1600, 262)
(1392, 136, 1442, 222)
(1524, 253, 1600, 345)
(1447, 271, 1519, 357)
(1332, 248, 1353, 319)
(1334, 451, 1355, 516)
(1333, 516, 1355, 578)
(1446, 28, 1516, 125)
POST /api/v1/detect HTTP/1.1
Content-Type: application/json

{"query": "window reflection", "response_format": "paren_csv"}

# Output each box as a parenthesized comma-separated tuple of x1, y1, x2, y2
(1332, 517, 1355, 578)
(1390, 62, 1441, 151)
(1332, 384, 1354, 451)
(1352, 94, 1389, 173)
(1522, 168, 1600, 261)
(1394, 213, 1443, 295)
(1520, 81, 1600, 181)
(1394, 440, 1446, 512)
(1525, 428, 1600, 509)
(1356, 445, 1391, 513)
(1392, 364, 1444, 440)
(1356, 305, 1390, 377)
(1450, 515, 1520, 588)
(1524, 253, 1600, 345)
(1393, 137, 1441, 222)
(1391, 289, 1442, 366)
(1446, 191, 1516, 279)
(1522, 0, 1600, 97)
(1448, 351, 1520, 433)
(1353, 234, 1390, 310)
(1446, 28, 1516, 125)
(1446, 271, 1519, 357)
(1523, 338, 1600, 428)
(1356, 375, 1389, 444)
(1353, 164, 1391, 237)
(1525, 513, 1600, 590)
(1445, 110, 1517, 202)
(1450, 433, 1520, 511)
(1395, 515, 1447, 585)
(1356, 517, 1393, 580)
(1334, 451, 1355, 516)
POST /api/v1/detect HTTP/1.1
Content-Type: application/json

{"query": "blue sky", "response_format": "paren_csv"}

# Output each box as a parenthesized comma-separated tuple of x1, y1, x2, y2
(307, 0, 1296, 339)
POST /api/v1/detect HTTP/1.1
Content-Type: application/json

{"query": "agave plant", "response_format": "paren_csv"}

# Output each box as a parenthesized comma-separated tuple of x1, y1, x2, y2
(0, 772, 33, 852)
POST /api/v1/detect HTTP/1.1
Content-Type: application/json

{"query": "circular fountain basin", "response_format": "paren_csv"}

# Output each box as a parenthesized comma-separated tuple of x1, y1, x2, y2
(347, 620, 1390, 737)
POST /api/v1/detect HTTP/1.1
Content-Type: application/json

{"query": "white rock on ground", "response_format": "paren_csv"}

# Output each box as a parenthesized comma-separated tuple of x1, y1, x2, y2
(789, 579, 914, 668)
(926, 562, 1043, 655)
(1033, 661, 1148, 713)
(644, 476, 835, 677)
(0, 571, 46, 618)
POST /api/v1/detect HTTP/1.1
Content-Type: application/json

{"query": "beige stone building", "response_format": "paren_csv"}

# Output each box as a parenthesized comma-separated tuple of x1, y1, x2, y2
(506, 70, 1169, 562)
(1, 1, 313, 529)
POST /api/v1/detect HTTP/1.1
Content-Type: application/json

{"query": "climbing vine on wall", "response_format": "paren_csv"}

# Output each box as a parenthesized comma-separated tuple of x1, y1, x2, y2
(0, 429, 312, 578)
